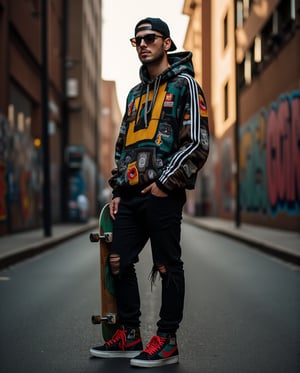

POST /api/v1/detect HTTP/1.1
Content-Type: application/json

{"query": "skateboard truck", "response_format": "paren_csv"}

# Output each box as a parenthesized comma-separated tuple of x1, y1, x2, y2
(91, 312, 117, 325)
(90, 232, 113, 243)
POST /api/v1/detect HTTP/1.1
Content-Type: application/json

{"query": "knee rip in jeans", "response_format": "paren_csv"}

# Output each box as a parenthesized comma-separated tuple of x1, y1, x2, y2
(150, 263, 182, 291)
(109, 254, 120, 276)
(150, 263, 168, 288)
(157, 264, 167, 274)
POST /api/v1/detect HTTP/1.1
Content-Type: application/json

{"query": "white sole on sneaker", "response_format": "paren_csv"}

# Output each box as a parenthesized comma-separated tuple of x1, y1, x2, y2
(90, 348, 142, 358)
(130, 355, 179, 367)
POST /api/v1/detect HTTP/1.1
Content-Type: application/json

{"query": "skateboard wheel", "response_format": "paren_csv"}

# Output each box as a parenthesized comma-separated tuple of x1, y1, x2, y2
(89, 233, 100, 242)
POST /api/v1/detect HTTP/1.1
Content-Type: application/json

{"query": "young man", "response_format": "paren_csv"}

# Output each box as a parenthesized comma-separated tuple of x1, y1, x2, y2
(90, 17, 209, 368)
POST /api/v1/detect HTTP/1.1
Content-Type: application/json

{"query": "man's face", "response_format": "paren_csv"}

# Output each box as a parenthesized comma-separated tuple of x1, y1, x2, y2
(134, 24, 166, 65)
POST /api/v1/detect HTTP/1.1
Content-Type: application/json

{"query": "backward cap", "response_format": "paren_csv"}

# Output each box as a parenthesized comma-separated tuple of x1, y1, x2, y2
(134, 17, 177, 51)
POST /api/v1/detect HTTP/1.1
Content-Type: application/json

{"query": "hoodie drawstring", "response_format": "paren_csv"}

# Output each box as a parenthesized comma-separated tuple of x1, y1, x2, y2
(144, 75, 162, 128)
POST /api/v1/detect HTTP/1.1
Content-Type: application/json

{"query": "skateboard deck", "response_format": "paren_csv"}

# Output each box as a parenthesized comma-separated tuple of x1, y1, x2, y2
(90, 203, 118, 341)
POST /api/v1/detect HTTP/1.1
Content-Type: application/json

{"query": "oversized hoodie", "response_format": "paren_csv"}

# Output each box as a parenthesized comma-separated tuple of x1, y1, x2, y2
(109, 51, 209, 198)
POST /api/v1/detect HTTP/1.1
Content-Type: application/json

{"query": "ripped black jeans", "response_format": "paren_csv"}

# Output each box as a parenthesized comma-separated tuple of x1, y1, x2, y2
(109, 191, 186, 335)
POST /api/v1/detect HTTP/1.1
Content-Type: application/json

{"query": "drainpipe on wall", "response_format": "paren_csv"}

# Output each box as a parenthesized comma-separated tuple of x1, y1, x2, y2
(61, 0, 69, 222)
(234, 0, 241, 228)
(41, 0, 52, 236)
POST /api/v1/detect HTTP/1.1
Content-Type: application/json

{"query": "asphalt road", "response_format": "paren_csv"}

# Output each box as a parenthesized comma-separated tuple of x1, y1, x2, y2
(0, 223, 299, 373)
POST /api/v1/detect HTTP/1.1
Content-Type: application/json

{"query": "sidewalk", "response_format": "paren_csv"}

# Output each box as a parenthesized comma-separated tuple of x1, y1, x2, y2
(184, 215, 300, 266)
(0, 219, 98, 270)
(0, 216, 299, 270)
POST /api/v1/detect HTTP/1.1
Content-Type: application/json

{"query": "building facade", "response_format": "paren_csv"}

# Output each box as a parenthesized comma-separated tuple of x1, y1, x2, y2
(183, 0, 300, 231)
(0, 0, 104, 235)
(65, 0, 102, 219)
(0, 0, 64, 234)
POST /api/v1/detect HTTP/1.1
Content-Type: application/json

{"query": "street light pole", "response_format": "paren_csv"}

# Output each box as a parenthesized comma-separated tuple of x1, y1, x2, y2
(234, 0, 241, 228)
(41, 0, 52, 236)
(61, 0, 69, 222)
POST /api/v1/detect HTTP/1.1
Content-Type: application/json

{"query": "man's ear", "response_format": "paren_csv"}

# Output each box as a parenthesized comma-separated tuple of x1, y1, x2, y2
(164, 38, 172, 51)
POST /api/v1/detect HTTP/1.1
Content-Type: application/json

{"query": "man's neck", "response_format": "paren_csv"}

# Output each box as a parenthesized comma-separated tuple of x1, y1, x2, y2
(147, 60, 170, 80)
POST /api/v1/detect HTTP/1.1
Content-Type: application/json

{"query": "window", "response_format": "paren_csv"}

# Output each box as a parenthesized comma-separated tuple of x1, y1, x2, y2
(9, 83, 32, 132)
(261, 17, 272, 63)
(236, 1, 244, 27)
(224, 81, 229, 121)
(277, 0, 296, 34)
(223, 12, 228, 50)
(254, 36, 262, 63)
(237, 0, 297, 90)
(243, 0, 250, 19)
(244, 51, 252, 85)
(238, 50, 252, 89)
(252, 36, 263, 75)
(260, 0, 296, 67)
(237, 60, 245, 90)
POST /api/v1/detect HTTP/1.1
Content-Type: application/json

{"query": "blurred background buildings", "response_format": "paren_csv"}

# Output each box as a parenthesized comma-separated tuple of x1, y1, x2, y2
(0, 0, 299, 236)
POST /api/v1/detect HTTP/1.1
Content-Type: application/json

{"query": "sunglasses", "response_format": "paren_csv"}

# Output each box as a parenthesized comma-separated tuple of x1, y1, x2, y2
(130, 33, 164, 47)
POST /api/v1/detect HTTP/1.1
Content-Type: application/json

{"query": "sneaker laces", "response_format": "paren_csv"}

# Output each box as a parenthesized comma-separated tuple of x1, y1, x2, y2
(105, 329, 127, 350)
(144, 335, 167, 355)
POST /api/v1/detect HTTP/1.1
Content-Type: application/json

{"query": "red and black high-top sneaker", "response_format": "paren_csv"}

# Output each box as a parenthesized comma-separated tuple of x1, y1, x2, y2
(90, 327, 143, 358)
(130, 333, 179, 367)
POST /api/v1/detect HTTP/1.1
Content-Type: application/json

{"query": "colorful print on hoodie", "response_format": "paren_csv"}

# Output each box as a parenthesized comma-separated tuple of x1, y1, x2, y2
(109, 51, 209, 197)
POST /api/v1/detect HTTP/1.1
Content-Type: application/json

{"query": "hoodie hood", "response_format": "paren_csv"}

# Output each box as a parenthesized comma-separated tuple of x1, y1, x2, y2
(136, 51, 194, 128)
(139, 51, 194, 84)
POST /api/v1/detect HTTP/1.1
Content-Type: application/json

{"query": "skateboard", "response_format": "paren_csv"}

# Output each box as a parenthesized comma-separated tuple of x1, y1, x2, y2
(89, 203, 118, 341)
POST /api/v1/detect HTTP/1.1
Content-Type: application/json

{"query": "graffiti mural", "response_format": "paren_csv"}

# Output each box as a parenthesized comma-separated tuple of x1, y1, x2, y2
(0, 160, 6, 221)
(0, 113, 42, 234)
(267, 91, 300, 215)
(0, 115, 9, 224)
(240, 109, 268, 213)
(240, 90, 300, 217)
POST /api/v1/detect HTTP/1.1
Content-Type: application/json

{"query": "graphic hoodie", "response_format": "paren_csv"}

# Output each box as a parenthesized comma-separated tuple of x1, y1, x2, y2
(109, 51, 209, 198)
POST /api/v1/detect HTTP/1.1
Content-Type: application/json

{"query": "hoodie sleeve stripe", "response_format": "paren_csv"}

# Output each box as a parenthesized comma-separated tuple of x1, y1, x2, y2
(159, 73, 201, 184)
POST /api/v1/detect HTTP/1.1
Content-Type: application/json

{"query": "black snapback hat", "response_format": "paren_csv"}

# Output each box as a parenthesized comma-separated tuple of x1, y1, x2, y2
(134, 17, 177, 51)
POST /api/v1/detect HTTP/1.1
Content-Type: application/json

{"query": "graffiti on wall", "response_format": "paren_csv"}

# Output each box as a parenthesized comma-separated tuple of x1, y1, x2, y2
(0, 161, 7, 221)
(239, 90, 300, 216)
(0, 114, 42, 232)
(0, 115, 9, 222)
